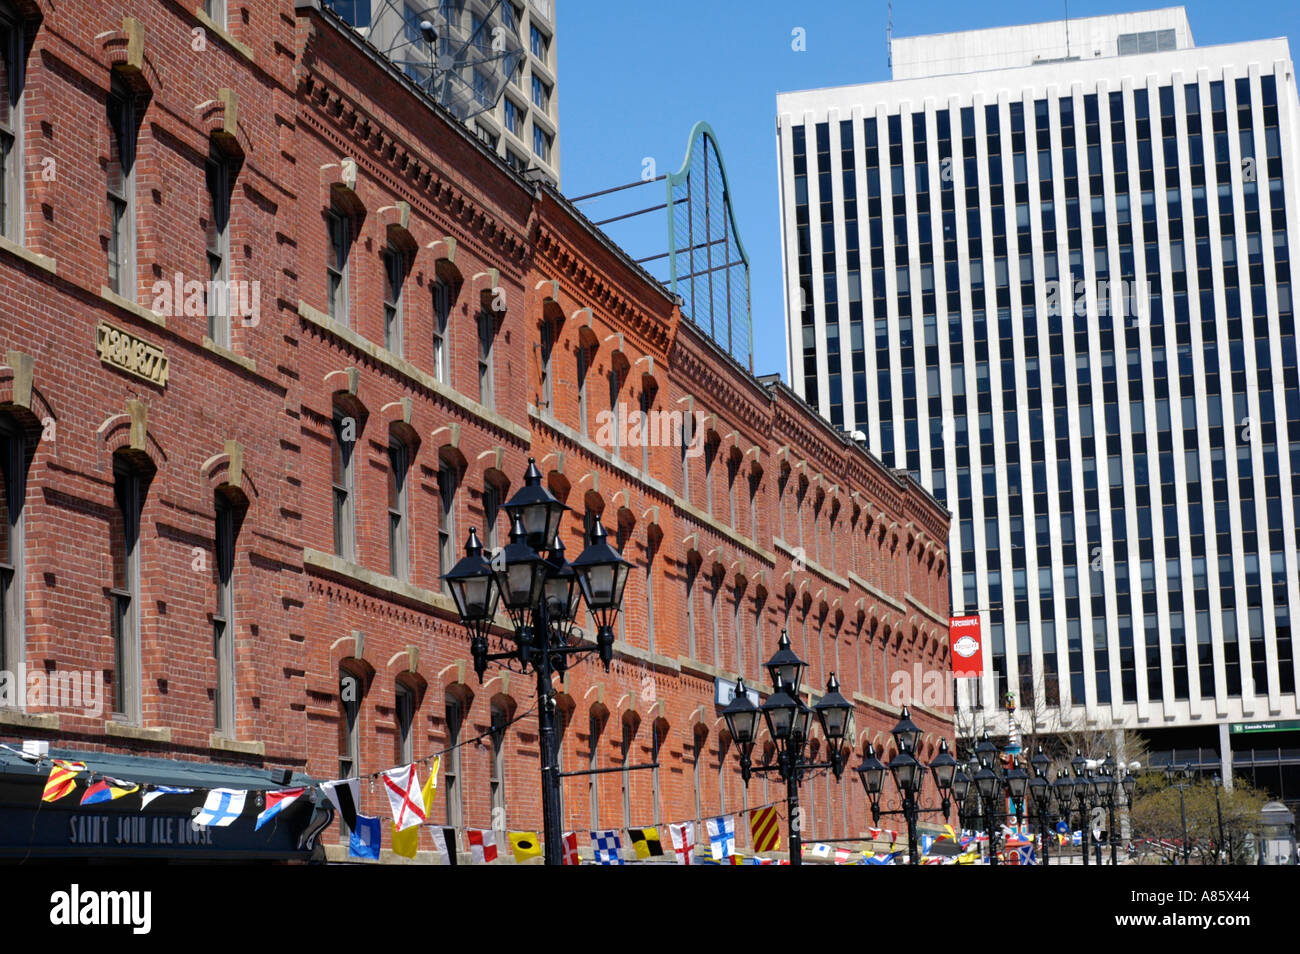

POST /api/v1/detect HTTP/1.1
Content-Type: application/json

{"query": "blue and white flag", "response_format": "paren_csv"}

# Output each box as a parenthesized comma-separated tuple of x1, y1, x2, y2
(194, 788, 247, 827)
(139, 785, 194, 810)
(864, 851, 901, 865)
(706, 814, 736, 860)
(349, 814, 381, 860)
(255, 787, 305, 831)
(1071, 830, 1083, 846)
(920, 834, 936, 855)
(590, 829, 624, 865)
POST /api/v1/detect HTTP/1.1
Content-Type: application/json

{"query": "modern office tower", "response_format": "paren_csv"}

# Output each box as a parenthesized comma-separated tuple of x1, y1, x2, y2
(325, 0, 561, 184)
(776, 7, 1300, 795)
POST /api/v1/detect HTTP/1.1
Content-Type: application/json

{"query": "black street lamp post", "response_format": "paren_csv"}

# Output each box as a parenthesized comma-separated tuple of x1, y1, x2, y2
(1212, 772, 1233, 864)
(442, 458, 632, 866)
(1166, 763, 1193, 865)
(1028, 746, 1053, 866)
(723, 631, 855, 866)
(1071, 749, 1095, 867)
(856, 715, 958, 866)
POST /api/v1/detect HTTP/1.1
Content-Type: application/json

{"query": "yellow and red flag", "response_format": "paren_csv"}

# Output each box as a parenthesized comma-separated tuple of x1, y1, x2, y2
(42, 760, 87, 802)
(749, 805, 781, 853)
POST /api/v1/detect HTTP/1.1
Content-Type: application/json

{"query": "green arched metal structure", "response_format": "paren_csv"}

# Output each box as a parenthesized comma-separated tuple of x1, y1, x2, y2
(665, 122, 753, 371)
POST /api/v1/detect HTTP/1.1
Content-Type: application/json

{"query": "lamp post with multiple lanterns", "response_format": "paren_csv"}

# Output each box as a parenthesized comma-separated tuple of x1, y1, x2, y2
(722, 631, 855, 866)
(855, 715, 959, 866)
(441, 458, 633, 866)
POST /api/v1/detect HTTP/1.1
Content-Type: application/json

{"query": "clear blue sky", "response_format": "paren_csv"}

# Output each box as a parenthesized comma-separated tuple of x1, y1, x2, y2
(557, 0, 1300, 380)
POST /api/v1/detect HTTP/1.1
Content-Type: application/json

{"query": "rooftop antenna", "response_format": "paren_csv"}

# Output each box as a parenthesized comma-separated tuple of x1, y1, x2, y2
(886, 0, 893, 71)
(1063, 0, 1071, 58)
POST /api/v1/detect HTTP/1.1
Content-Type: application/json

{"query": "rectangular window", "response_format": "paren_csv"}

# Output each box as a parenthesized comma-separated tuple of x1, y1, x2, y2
(529, 24, 547, 61)
(395, 681, 415, 765)
(204, 0, 227, 26)
(588, 712, 602, 830)
(577, 342, 591, 435)
(445, 697, 463, 828)
(477, 308, 495, 409)
(107, 78, 137, 299)
(483, 482, 501, 551)
(337, 668, 361, 840)
(0, 416, 23, 678)
(490, 703, 507, 832)
(388, 440, 409, 581)
(205, 146, 233, 347)
(532, 125, 551, 162)
(326, 209, 350, 325)
(383, 244, 406, 356)
(0, 7, 24, 242)
(504, 98, 522, 136)
(213, 493, 236, 736)
(432, 278, 451, 384)
(110, 458, 142, 723)
(540, 318, 554, 412)
(438, 462, 456, 592)
(332, 412, 355, 561)
(531, 75, 549, 111)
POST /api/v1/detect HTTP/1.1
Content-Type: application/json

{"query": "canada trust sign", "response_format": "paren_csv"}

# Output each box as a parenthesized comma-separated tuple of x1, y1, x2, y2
(96, 321, 169, 387)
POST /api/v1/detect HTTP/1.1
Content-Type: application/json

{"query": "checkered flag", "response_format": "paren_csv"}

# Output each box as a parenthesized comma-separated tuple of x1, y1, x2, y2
(590, 829, 624, 865)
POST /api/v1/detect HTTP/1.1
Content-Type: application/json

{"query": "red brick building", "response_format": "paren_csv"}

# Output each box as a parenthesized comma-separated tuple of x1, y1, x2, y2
(0, 0, 952, 860)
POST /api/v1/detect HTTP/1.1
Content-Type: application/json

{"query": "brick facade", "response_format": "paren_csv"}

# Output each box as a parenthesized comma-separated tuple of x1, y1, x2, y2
(0, 0, 951, 856)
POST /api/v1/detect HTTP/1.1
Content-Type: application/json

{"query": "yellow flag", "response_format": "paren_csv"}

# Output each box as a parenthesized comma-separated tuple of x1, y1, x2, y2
(509, 831, 543, 862)
(392, 757, 440, 859)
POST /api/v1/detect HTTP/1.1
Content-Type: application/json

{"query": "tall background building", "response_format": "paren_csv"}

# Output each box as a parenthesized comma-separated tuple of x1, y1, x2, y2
(776, 7, 1300, 802)
(324, 0, 561, 184)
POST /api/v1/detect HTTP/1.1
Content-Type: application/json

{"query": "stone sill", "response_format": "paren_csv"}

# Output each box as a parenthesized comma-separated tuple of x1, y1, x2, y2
(202, 336, 257, 373)
(0, 708, 60, 731)
(106, 721, 172, 743)
(528, 405, 778, 566)
(772, 536, 849, 589)
(0, 235, 57, 276)
(906, 592, 948, 625)
(209, 733, 265, 756)
(851, 572, 904, 612)
(301, 547, 515, 632)
(612, 639, 679, 674)
(100, 286, 167, 329)
(194, 7, 255, 62)
(299, 300, 530, 443)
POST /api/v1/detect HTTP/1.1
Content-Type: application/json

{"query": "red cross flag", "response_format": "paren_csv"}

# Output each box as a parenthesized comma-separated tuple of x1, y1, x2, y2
(381, 764, 427, 831)
(669, 822, 696, 865)
(561, 831, 580, 866)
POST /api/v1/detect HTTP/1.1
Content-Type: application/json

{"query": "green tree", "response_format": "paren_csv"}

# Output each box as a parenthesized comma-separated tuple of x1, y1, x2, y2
(1128, 773, 1269, 864)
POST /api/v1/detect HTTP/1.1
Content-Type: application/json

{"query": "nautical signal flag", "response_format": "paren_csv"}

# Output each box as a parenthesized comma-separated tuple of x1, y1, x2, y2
(321, 777, 360, 831)
(392, 758, 440, 858)
(432, 827, 458, 866)
(467, 828, 498, 864)
(349, 814, 381, 860)
(79, 777, 139, 806)
(591, 830, 624, 865)
(381, 763, 427, 831)
(41, 760, 86, 802)
(194, 788, 247, 828)
(628, 827, 664, 859)
(706, 815, 736, 860)
(749, 805, 780, 853)
(138, 786, 193, 809)
(255, 787, 305, 831)
(668, 822, 695, 865)
(509, 831, 543, 862)
(561, 831, 580, 866)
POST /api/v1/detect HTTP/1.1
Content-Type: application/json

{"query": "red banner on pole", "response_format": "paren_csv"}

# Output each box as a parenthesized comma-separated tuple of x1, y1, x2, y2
(948, 615, 983, 678)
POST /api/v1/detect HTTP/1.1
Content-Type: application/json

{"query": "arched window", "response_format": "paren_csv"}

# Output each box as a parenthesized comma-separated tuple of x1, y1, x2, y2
(331, 406, 358, 561)
(382, 240, 408, 355)
(213, 487, 246, 737)
(205, 138, 238, 347)
(106, 73, 139, 299)
(110, 451, 151, 723)
(394, 678, 416, 765)
(0, 411, 26, 676)
(337, 663, 364, 839)
(387, 435, 410, 580)
(325, 204, 352, 324)
(444, 691, 465, 828)
(489, 700, 508, 831)
(0, 1, 28, 242)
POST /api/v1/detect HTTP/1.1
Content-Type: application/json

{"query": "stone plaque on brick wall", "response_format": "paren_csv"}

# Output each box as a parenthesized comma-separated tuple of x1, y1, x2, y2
(96, 321, 169, 387)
